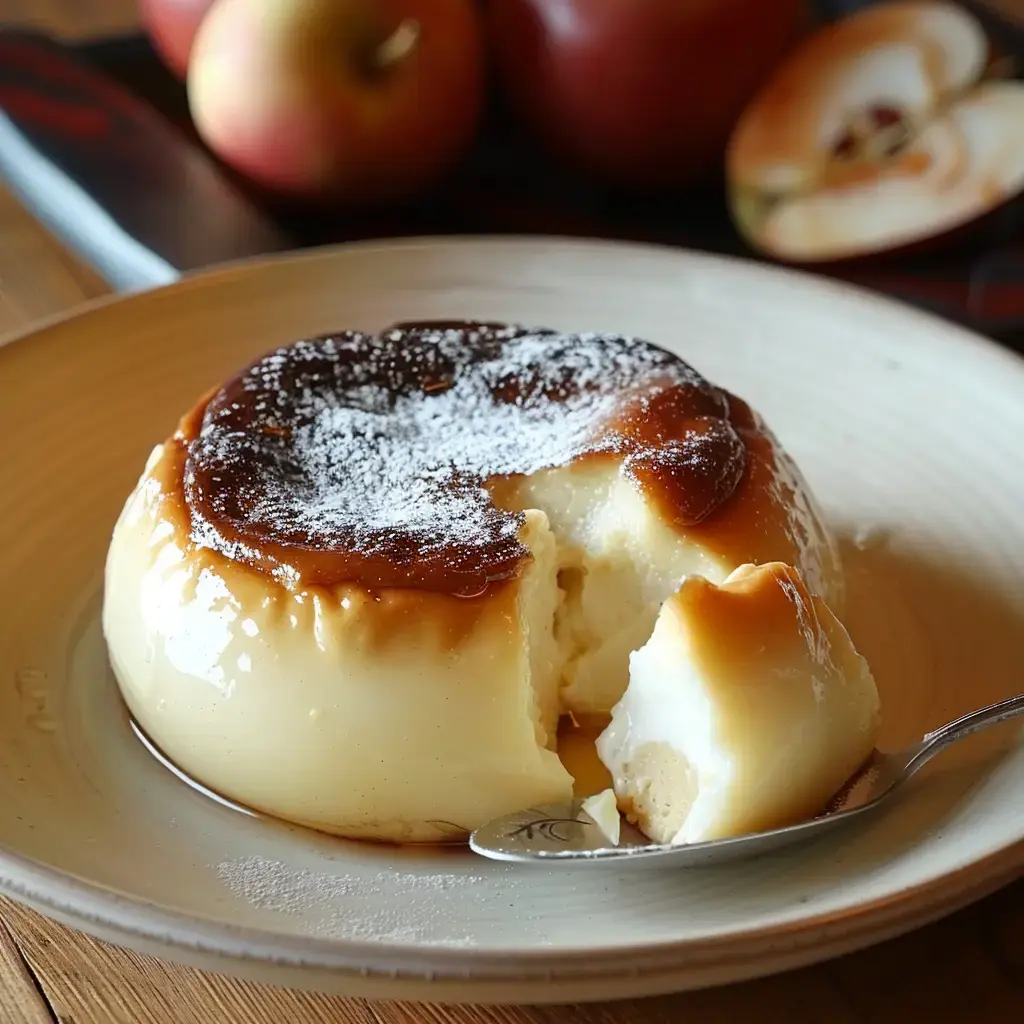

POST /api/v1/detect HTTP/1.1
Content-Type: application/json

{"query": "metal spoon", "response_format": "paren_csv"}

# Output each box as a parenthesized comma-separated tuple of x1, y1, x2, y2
(469, 693, 1024, 867)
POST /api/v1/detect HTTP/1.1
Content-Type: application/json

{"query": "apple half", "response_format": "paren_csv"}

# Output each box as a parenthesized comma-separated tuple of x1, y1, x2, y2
(727, 0, 1024, 262)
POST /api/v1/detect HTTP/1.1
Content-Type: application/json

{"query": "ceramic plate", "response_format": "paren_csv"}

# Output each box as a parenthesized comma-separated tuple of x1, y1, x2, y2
(1, 237, 1023, 1005)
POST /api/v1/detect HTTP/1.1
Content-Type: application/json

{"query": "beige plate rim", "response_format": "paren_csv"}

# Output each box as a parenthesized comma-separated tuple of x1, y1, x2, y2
(2, 826, 1023, 982)
(2, 235, 1024, 994)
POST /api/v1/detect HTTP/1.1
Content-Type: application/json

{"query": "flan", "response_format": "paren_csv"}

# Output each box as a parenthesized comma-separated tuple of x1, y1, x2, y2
(103, 321, 846, 842)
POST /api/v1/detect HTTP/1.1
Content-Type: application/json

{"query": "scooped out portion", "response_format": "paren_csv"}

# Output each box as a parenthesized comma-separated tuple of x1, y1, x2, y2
(597, 562, 881, 845)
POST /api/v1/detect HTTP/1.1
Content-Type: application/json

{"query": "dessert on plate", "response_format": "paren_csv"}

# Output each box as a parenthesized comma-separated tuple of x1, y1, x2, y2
(103, 320, 878, 844)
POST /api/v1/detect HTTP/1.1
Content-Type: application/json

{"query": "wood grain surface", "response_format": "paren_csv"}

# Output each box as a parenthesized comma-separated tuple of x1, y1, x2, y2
(0, 2, 1022, 1021)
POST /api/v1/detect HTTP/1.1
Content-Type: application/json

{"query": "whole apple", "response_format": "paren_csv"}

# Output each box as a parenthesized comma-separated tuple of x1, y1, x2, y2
(188, 0, 486, 203)
(139, 0, 218, 79)
(486, 0, 809, 190)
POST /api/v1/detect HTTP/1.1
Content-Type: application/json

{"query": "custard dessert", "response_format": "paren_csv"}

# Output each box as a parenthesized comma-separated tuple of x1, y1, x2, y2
(103, 321, 862, 843)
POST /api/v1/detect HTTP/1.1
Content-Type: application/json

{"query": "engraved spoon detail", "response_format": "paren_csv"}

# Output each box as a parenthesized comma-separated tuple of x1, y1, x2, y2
(469, 693, 1024, 866)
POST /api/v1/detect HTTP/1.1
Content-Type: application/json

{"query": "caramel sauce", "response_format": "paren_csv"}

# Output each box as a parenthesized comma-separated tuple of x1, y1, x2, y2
(557, 714, 614, 797)
(180, 321, 757, 594)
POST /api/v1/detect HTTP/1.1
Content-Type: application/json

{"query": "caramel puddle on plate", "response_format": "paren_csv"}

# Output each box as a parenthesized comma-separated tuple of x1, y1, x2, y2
(129, 716, 469, 861)
(130, 711, 614, 834)
(557, 713, 613, 797)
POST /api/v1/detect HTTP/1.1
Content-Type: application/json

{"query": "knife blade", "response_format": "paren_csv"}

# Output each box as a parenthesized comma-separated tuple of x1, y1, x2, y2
(0, 30, 294, 292)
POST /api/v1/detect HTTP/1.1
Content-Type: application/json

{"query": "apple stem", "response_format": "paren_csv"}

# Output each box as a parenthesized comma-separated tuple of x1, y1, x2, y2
(374, 19, 420, 71)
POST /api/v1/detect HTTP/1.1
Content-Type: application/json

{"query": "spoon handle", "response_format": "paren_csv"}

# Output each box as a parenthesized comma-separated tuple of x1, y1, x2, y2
(898, 693, 1024, 779)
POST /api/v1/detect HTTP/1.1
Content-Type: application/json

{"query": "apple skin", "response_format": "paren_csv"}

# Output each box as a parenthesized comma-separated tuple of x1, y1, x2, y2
(187, 0, 486, 204)
(726, 2, 1024, 265)
(486, 0, 809, 190)
(139, 0, 218, 79)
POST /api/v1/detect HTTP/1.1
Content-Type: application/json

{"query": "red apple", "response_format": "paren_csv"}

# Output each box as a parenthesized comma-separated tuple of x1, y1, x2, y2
(485, 0, 809, 190)
(187, 0, 486, 203)
(727, 1, 1024, 263)
(139, 0, 218, 79)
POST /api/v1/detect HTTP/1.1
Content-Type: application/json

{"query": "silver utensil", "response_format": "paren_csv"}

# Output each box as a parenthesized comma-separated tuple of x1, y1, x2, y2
(469, 693, 1024, 867)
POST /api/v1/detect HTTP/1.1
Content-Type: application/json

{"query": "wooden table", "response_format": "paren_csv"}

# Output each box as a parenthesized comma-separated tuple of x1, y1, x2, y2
(0, 2, 1023, 1021)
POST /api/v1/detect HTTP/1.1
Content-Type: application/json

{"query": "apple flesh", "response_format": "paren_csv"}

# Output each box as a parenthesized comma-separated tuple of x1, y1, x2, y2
(187, 0, 486, 203)
(485, 0, 809, 191)
(727, 0, 1024, 262)
(139, 0, 218, 79)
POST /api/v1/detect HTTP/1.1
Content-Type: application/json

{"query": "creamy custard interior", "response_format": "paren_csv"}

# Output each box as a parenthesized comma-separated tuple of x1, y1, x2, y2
(103, 322, 861, 845)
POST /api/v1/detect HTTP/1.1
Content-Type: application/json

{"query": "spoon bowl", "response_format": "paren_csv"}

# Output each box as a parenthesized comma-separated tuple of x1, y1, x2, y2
(469, 693, 1024, 866)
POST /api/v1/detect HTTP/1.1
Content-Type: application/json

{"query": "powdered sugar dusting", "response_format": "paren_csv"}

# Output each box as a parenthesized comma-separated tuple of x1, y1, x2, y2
(854, 524, 891, 552)
(214, 854, 546, 945)
(184, 322, 723, 589)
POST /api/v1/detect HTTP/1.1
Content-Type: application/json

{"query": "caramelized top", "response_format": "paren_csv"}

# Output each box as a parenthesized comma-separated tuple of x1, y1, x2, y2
(180, 321, 748, 595)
